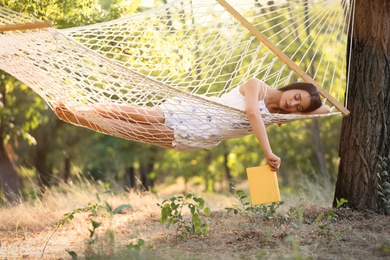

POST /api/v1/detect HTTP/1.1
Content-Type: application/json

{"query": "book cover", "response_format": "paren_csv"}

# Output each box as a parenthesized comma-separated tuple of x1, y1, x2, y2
(246, 165, 281, 205)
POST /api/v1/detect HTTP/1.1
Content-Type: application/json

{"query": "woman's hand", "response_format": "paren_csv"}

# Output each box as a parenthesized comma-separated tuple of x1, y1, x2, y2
(266, 152, 281, 171)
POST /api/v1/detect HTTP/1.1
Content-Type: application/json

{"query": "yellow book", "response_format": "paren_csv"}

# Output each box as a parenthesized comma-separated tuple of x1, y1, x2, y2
(246, 165, 281, 205)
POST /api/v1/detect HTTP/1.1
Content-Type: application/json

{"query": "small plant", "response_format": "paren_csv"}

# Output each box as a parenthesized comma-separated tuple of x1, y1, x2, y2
(317, 211, 336, 241)
(225, 181, 251, 214)
(380, 242, 390, 253)
(41, 201, 131, 258)
(287, 205, 305, 224)
(335, 198, 348, 208)
(225, 181, 284, 220)
(157, 193, 211, 240)
(126, 238, 145, 252)
(376, 155, 390, 215)
(316, 198, 347, 241)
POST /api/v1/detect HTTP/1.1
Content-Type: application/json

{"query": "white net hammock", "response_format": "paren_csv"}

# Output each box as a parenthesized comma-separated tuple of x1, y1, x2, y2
(0, 0, 353, 151)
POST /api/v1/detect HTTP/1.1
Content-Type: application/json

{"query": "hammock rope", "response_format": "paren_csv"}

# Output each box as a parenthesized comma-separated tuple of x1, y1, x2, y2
(0, 0, 353, 151)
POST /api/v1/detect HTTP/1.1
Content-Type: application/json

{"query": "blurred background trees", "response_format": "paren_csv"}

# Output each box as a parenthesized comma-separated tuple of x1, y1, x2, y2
(0, 0, 342, 205)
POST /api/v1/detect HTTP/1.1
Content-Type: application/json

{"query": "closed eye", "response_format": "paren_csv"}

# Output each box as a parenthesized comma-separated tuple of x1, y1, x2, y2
(295, 93, 303, 111)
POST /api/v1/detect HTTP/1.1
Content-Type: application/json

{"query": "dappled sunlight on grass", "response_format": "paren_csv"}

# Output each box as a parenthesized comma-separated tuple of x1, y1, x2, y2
(0, 177, 389, 259)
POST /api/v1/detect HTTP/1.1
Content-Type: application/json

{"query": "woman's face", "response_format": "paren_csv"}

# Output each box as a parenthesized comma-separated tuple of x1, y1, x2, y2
(279, 89, 312, 112)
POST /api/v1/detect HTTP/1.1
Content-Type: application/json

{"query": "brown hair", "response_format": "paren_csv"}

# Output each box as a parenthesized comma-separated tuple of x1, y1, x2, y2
(279, 82, 322, 112)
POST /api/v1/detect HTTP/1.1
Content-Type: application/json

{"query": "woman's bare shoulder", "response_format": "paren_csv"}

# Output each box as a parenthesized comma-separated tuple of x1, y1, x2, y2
(240, 78, 268, 94)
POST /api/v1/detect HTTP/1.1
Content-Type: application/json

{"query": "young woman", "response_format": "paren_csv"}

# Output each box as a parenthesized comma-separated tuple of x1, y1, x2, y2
(54, 78, 330, 170)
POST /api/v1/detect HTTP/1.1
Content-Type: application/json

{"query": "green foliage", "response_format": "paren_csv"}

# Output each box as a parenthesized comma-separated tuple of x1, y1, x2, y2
(380, 242, 390, 253)
(314, 198, 348, 241)
(41, 200, 131, 258)
(376, 155, 390, 215)
(158, 193, 211, 240)
(317, 210, 337, 241)
(226, 180, 351, 242)
(57, 203, 103, 227)
(288, 205, 305, 224)
(225, 181, 284, 220)
(126, 238, 145, 252)
(67, 233, 147, 259)
(335, 198, 348, 208)
(1, 0, 344, 194)
(0, 73, 45, 146)
(0, 0, 145, 186)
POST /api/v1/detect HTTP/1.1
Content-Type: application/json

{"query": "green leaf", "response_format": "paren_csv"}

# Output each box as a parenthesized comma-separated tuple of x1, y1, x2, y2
(204, 207, 211, 216)
(105, 202, 113, 212)
(91, 219, 101, 229)
(91, 209, 98, 216)
(313, 212, 324, 224)
(160, 207, 170, 223)
(197, 198, 205, 208)
(336, 198, 348, 208)
(113, 204, 132, 214)
(188, 204, 195, 215)
(66, 249, 78, 260)
(376, 163, 382, 170)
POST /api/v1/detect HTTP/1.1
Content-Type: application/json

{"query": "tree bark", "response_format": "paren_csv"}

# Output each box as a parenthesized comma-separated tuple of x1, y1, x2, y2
(0, 141, 22, 203)
(64, 155, 71, 183)
(334, 0, 390, 211)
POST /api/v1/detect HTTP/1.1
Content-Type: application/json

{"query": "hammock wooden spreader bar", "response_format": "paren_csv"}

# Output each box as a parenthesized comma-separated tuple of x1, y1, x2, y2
(216, 0, 350, 117)
(0, 21, 52, 32)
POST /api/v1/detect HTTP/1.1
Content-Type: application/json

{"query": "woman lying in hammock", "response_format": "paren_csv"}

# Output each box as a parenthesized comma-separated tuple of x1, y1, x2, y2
(54, 78, 330, 170)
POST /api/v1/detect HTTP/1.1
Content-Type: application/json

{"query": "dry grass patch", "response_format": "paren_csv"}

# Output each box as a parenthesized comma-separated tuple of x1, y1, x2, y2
(0, 180, 389, 260)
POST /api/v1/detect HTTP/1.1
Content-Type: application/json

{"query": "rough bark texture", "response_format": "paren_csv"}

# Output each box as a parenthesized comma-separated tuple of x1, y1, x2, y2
(334, 0, 390, 211)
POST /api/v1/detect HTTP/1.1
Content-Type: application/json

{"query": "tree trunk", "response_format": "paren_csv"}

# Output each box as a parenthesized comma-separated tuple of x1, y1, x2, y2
(64, 155, 71, 183)
(204, 151, 215, 192)
(312, 120, 328, 179)
(35, 145, 51, 188)
(140, 163, 150, 191)
(124, 166, 136, 190)
(334, 0, 390, 211)
(139, 146, 158, 191)
(0, 142, 21, 203)
(223, 149, 233, 193)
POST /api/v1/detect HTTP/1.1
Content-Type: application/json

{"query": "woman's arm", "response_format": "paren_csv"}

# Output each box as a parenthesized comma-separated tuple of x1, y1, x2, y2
(241, 78, 281, 171)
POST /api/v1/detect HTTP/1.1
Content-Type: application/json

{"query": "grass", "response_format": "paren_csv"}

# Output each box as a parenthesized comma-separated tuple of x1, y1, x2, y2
(0, 176, 389, 259)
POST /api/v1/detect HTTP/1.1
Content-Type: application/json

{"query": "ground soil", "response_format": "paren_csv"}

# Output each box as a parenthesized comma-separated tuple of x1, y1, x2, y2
(0, 190, 389, 260)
